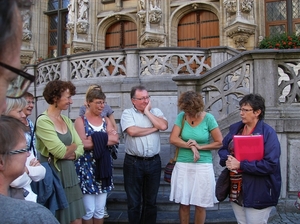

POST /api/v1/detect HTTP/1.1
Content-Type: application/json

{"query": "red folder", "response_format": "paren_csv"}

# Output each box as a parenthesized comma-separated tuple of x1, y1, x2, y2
(233, 135, 264, 161)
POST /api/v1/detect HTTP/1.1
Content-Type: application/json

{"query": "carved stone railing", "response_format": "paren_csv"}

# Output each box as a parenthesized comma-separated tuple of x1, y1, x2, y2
(173, 49, 300, 207)
(32, 47, 238, 84)
(173, 49, 300, 124)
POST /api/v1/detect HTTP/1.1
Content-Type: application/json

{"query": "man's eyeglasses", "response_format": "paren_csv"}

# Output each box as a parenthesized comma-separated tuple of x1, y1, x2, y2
(9, 147, 30, 155)
(0, 61, 35, 98)
(134, 96, 150, 101)
(239, 108, 253, 113)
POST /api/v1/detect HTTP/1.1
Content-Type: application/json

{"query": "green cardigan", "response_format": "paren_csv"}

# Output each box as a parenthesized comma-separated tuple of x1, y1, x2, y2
(36, 111, 84, 171)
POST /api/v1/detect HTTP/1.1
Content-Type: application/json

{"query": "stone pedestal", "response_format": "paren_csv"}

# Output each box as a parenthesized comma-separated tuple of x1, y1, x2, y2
(72, 40, 93, 53)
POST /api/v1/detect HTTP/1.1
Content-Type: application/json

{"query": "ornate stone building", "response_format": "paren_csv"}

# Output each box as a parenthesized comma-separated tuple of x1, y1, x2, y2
(20, 0, 299, 65)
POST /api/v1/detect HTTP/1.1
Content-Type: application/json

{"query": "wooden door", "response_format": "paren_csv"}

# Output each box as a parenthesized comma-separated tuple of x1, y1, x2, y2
(178, 10, 219, 48)
(105, 21, 137, 50)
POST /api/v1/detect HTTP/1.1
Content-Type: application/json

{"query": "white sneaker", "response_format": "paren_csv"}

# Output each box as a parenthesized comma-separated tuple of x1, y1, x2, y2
(104, 207, 109, 218)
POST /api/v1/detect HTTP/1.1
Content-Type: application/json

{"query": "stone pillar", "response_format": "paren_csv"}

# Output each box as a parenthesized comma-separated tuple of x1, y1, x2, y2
(125, 49, 140, 78)
(137, 0, 165, 47)
(223, 0, 256, 50)
(251, 52, 278, 107)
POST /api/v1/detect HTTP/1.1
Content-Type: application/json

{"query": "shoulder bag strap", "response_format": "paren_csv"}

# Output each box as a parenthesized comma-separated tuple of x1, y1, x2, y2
(30, 114, 45, 157)
(174, 114, 186, 161)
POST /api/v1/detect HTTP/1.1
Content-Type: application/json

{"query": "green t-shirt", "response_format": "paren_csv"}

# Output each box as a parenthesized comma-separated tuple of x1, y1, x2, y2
(175, 111, 218, 163)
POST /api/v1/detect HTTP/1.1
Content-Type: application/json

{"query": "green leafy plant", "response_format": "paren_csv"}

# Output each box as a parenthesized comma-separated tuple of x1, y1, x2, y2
(259, 33, 300, 49)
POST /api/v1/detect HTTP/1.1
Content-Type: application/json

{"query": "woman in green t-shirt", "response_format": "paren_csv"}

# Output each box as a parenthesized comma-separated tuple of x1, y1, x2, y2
(169, 91, 223, 224)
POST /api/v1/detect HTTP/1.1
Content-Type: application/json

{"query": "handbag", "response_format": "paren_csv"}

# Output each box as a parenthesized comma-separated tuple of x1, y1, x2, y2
(164, 115, 185, 183)
(163, 150, 179, 183)
(108, 144, 118, 160)
(215, 168, 230, 201)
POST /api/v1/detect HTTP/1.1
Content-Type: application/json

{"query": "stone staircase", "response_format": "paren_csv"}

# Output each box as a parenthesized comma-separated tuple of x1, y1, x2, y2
(104, 145, 238, 224)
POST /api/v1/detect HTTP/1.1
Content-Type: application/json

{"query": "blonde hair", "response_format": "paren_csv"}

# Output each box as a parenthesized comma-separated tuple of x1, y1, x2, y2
(3, 97, 27, 115)
(85, 84, 102, 102)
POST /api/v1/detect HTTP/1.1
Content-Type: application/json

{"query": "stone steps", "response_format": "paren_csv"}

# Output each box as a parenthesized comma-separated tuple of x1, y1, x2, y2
(104, 209, 237, 224)
(106, 147, 239, 223)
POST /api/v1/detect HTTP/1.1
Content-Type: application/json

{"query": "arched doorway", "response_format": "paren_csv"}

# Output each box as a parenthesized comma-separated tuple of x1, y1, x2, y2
(178, 10, 219, 47)
(105, 20, 137, 50)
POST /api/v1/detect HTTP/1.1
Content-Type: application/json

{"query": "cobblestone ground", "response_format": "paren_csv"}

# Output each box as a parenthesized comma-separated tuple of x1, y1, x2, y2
(268, 212, 300, 224)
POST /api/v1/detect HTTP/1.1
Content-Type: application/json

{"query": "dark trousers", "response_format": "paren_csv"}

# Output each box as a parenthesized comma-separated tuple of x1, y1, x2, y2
(123, 153, 161, 224)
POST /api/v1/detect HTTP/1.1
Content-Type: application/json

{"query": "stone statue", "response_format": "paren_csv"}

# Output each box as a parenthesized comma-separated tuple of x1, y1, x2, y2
(139, 0, 145, 10)
(67, 0, 75, 23)
(78, 0, 89, 21)
(137, 0, 146, 24)
(22, 9, 31, 31)
(150, 0, 160, 10)
(21, 9, 32, 41)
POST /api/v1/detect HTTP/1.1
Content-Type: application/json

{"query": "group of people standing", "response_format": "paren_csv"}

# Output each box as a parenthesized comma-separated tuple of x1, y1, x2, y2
(118, 86, 281, 224)
(0, 1, 281, 224)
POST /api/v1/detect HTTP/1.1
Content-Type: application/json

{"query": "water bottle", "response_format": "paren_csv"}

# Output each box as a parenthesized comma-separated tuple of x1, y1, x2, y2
(295, 191, 300, 210)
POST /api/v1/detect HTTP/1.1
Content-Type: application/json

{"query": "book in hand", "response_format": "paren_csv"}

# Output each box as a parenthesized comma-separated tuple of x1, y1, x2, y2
(233, 135, 264, 161)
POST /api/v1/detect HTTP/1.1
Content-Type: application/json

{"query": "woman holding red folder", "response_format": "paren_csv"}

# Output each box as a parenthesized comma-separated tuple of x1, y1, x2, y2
(218, 94, 281, 224)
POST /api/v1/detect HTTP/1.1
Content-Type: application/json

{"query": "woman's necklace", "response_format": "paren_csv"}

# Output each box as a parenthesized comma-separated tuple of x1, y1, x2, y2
(188, 112, 202, 126)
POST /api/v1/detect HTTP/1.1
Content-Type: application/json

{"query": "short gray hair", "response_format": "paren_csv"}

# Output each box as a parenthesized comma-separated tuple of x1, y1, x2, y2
(3, 97, 27, 115)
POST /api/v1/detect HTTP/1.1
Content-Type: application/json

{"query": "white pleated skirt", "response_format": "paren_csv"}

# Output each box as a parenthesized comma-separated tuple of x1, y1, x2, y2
(169, 162, 218, 207)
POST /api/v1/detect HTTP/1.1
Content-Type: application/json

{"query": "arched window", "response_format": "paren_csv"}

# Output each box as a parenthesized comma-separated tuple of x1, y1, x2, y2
(105, 21, 137, 50)
(177, 10, 219, 48)
(45, 0, 70, 57)
(265, 0, 300, 36)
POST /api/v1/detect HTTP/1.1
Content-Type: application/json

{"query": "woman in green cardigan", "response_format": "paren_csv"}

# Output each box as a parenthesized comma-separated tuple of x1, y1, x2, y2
(36, 80, 85, 224)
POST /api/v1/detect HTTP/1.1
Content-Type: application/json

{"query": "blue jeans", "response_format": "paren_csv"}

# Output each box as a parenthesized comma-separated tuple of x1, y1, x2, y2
(123, 153, 161, 224)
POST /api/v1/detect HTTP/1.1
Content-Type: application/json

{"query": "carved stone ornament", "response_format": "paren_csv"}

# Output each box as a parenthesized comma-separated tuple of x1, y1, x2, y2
(67, 22, 75, 33)
(20, 49, 34, 66)
(191, 3, 199, 10)
(22, 30, 32, 41)
(224, 0, 237, 14)
(77, 20, 89, 34)
(149, 9, 162, 24)
(226, 25, 255, 50)
(73, 46, 91, 53)
(241, 0, 254, 13)
(137, 10, 146, 24)
(140, 32, 165, 47)
(232, 35, 250, 50)
(115, 15, 121, 21)
(72, 40, 92, 53)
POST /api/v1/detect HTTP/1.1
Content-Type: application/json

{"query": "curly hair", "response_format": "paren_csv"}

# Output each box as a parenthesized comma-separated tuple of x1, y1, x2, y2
(178, 91, 204, 116)
(43, 80, 76, 105)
